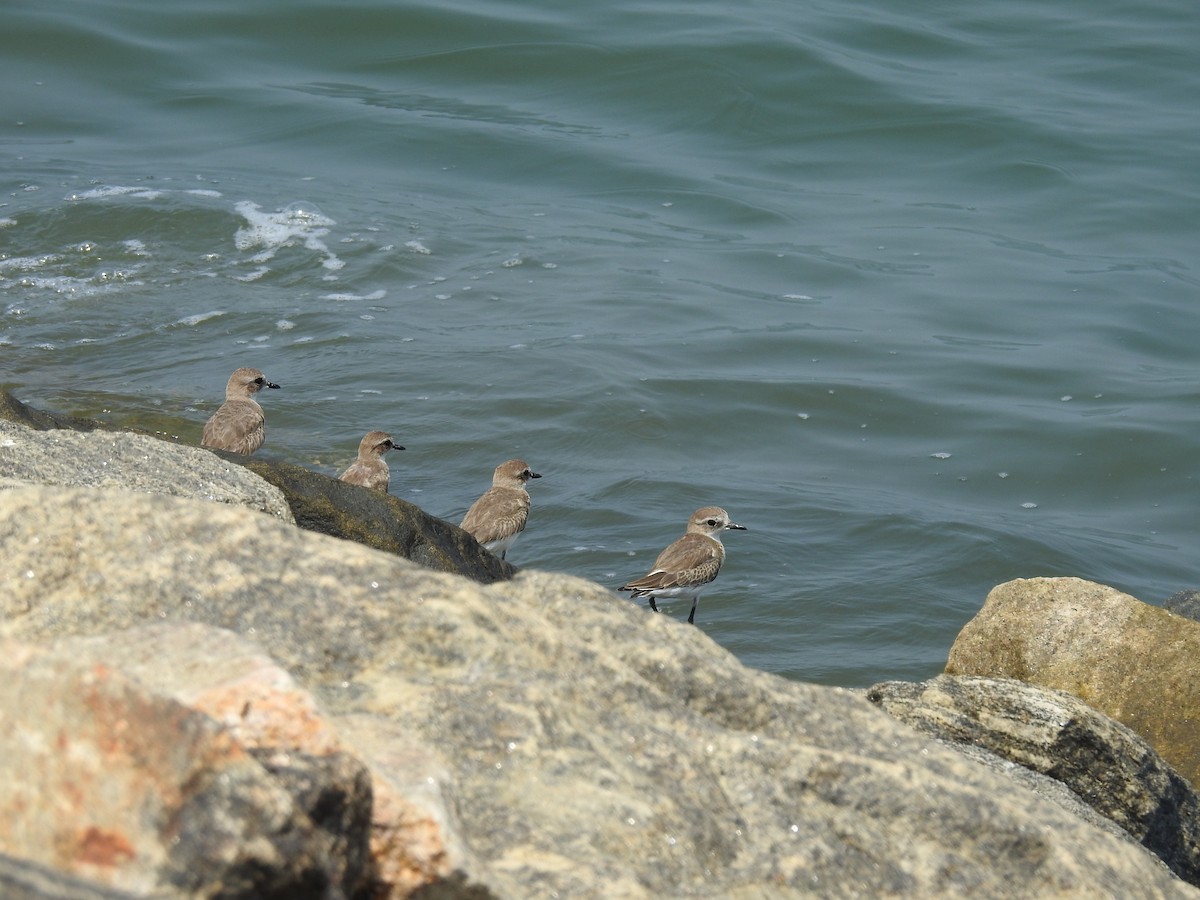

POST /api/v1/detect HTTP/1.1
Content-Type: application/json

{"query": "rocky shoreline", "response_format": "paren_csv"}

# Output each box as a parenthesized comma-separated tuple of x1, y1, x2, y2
(2, 387, 1198, 898)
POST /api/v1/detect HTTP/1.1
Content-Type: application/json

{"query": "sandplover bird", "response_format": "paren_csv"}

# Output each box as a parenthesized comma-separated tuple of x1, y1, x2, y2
(338, 430, 404, 492)
(201, 367, 280, 455)
(459, 459, 541, 560)
(619, 506, 747, 624)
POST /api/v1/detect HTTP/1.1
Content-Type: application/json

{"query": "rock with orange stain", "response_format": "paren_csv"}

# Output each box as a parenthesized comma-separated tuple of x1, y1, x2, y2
(0, 636, 371, 899)
(17, 622, 477, 900)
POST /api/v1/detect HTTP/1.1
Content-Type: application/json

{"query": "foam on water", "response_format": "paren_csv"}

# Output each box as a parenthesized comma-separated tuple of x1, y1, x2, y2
(0, 255, 59, 273)
(321, 290, 387, 302)
(67, 185, 166, 202)
(233, 200, 342, 272)
(174, 311, 226, 327)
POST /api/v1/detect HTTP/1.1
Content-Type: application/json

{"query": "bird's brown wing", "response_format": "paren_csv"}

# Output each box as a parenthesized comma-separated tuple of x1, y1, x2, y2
(460, 488, 530, 544)
(339, 459, 389, 492)
(201, 401, 265, 455)
(622, 534, 723, 591)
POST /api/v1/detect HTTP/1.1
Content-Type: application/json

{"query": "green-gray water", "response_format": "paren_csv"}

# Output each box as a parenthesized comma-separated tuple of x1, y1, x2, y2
(3, 0, 1197, 686)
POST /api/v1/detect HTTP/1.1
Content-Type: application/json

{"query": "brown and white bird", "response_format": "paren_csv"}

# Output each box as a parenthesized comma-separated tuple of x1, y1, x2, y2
(201, 367, 280, 455)
(619, 506, 747, 624)
(338, 430, 404, 492)
(459, 459, 541, 560)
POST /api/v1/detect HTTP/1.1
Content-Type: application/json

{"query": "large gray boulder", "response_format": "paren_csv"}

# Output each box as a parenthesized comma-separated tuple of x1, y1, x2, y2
(0, 485, 1195, 898)
(0, 419, 293, 523)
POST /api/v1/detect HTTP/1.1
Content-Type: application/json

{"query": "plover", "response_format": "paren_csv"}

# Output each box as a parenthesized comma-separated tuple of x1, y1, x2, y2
(201, 367, 280, 455)
(338, 430, 404, 492)
(619, 506, 747, 624)
(459, 459, 541, 560)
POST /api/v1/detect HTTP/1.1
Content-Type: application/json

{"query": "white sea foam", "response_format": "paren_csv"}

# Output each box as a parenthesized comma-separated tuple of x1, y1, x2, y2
(233, 200, 342, 271)
(67, 185, 165, 202)
(0, 255, 57, 273)
(320, 289, 386, 302)
(175, 311, 226, 327)
(10, 275, 128, 296)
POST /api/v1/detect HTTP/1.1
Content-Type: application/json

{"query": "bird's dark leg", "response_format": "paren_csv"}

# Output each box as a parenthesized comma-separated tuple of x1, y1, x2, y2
(687, 596, 698, 624)
(648, 597, 660, 613)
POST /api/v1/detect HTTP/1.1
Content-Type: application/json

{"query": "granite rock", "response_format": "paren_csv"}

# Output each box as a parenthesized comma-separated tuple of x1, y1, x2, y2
(0, 419, 293, 523)
(0, 487, 1195, 897)
(946, 577, 1200, 789)
(49, 621, 480, 899)
(0, 636, 373, 899)
(868, 674, 1200, 885)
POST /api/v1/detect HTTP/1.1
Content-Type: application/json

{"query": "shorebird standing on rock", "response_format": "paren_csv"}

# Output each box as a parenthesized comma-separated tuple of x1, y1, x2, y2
(459, 459, 541, 561)
(201, 367, 280, 456)
(338, 430, 404, 493)
(619, 506, 747, 624)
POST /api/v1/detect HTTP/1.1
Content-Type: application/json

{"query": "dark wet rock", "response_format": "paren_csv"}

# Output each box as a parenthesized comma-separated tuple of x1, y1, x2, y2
(1165, 590, 1200, 622)
(245, 457, 512, 585)
(868, 674, 1200, 886)
(0, 388, 117, 433)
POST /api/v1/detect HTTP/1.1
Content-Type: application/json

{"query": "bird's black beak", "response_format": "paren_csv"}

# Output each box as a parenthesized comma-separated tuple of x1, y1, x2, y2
(530, 472, 542, 479)
(727, 523, 747, 531)
(266, 381, 280, 389)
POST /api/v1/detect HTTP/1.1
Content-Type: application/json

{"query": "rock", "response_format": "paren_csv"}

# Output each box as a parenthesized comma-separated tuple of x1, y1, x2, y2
(0, 419, 294, 523)
(868, 674, 1200, 885)
(0, 488, 1195, 897)
(0, 635, 373, 899)
(1165, 590, 1200, 622)
(0, 851, 165, 900)
(245, 457, 512, 585)
(946, 577, 1200, 789)
(0, 389, 116, 433)
(0, 388, 510, 585)
(52, 621, 479, 899)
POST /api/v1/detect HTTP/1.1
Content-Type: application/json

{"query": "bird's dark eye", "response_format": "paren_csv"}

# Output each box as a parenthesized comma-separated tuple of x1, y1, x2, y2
(254, 377, 264, 385)
(707, 519, 718, 526)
